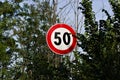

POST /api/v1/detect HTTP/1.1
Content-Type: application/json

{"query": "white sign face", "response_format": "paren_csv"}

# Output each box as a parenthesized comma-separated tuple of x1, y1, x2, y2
(51, 28, 73, 50)
(46, 23, 77, 55)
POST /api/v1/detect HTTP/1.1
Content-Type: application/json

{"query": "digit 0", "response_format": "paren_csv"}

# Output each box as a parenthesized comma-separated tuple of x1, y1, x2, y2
(63, 32, 71, 45)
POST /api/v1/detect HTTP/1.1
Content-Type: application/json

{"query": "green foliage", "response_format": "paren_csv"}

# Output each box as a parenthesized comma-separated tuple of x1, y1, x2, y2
(0, 1, 17, 79)
(1, 0, 120, 80)
(0, 1, 14, 15)
(13, 1, 64, 80)
(65, 0, 120, 80)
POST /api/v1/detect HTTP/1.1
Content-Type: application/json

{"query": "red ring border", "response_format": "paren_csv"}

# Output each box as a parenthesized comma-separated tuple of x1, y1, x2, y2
(46, 23, 77, 55)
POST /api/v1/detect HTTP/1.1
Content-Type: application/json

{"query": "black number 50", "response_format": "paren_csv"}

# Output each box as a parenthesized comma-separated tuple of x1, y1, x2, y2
(54, 32, 71, 45)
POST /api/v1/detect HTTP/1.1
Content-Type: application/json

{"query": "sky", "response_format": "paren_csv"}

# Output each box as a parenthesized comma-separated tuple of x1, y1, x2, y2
(92, 0, 113, 21)
(0, 0, 113, 42)
(57, 0, 113, 20)
(57, 0, 113, 34)
(0, 0, 114, 56)
(0, 0, 113, 25)
(55, 0, 114, 57)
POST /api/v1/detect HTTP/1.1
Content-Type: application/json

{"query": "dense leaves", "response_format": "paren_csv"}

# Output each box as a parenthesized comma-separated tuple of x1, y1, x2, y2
(0, 0, 120, 80)
(68, 0, 120, 80)
(13, 0, 67, 80)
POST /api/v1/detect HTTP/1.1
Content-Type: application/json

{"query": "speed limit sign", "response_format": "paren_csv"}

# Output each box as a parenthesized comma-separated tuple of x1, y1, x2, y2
(46, 23, 77, 55)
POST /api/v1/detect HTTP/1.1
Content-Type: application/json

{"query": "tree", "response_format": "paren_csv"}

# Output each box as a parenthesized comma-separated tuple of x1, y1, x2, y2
(65, 0, 120, 80)
(14, 0, 68, 80)
(0, 0, 69, 79)
(2, 0, 120, 80)
(0, 1, 19, 79)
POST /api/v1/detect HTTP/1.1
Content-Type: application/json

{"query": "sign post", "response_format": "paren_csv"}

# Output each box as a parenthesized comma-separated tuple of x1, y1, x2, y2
(46, 23, 77, 55)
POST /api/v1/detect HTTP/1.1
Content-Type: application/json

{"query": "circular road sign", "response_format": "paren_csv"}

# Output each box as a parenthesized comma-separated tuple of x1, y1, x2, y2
(46, 23, 77, 55)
